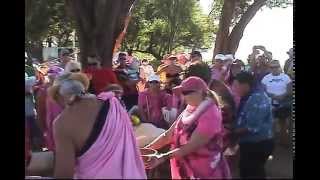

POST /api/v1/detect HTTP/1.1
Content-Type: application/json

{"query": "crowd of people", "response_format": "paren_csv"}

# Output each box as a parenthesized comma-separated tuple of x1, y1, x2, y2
(25, 45, 293, 179)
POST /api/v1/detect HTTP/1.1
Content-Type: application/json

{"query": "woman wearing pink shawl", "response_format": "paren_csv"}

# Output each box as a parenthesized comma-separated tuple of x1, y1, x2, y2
(35, 66, 64, 151)
(145, 76, 231, 179)
(49, 73, 146, 179)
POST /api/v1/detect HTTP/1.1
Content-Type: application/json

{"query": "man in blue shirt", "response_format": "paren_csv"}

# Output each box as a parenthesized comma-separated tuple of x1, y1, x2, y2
(231, 71, 274, 178)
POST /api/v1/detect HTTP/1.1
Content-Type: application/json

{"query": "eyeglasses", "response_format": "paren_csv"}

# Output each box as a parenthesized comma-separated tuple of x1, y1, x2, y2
(182, 90, 196, 96)
(70, 69, 81, 73)
(149, 80, 159, 84)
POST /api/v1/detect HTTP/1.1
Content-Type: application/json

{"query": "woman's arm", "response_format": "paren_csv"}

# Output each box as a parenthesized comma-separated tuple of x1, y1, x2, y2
(138, 107, 148, 123)
(138, 94, 148, 123)
(53, 118, 76, 178)
(145, 121, 177, 150)
(163, 130, 211, 160)
(145, 130, 212, 169)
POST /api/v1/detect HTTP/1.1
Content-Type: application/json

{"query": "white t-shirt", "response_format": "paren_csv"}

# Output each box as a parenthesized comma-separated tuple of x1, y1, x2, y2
(261, 73, 292, 96)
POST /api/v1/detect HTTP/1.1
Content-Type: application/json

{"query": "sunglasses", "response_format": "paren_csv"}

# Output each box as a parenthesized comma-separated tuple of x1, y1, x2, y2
(113, 90, 123, 94)
(270, 66, 280, 69)
(182, 90, 196, 96)
(149, 80, 159, 84)
(70, 69, 81, 73)
(88, 62, 98, 66)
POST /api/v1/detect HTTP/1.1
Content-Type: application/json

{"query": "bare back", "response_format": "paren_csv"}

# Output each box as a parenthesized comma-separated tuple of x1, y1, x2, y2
(55, 97, 104, 155)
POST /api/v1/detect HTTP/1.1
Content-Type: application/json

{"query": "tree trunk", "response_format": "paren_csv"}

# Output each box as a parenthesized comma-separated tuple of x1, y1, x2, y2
(47, 37, 52, 47)
(213, 0, 237, 58)
(213, 0, 267, 59)
(65, 0, 135, 68)
(227, 0, 267, 54)
(29, 40, 43, 61)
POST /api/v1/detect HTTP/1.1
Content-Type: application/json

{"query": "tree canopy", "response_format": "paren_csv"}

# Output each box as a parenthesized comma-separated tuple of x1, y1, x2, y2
(122, 0, 215, 60)
(25, 0, 76, 59)
(25, 0, 292, 63)
(209, 0, 292, 57)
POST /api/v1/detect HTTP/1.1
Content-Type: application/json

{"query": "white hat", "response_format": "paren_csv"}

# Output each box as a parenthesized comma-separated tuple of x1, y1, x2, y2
(147, 74, 160, 82)
(214, 54, 226, 61)
(224, 54, 234, 60)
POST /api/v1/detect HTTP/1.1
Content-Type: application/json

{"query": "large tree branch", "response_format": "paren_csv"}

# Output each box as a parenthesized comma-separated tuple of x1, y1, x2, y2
(227, 0, 267, 54)
(132, 49, 160, 60)
(213, 0, 237, 57)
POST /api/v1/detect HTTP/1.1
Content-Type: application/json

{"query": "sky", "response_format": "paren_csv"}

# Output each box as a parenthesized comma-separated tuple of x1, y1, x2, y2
(199, 0, 293, 67)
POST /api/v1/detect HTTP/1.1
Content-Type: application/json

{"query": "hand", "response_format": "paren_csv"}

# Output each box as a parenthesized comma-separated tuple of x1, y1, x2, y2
(144, 155, 166, 169)
(86, 73, 92, 80)
(252, 49, 260, 55)
(229, 134, 238, 147)
(233, 128, 249, 136)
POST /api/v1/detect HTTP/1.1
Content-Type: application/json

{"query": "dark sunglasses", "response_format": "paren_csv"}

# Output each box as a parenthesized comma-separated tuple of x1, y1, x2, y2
(182, 90, 196, 96)
(113, 90, 123, 94)
(88, 62, 98, 66)
(70, 69, 81, 73)
(149, 80, 159, 84)
(270, 66, 280, 69)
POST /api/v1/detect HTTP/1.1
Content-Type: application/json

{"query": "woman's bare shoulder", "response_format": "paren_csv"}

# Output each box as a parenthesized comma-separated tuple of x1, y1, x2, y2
(54, 99, 102, 132)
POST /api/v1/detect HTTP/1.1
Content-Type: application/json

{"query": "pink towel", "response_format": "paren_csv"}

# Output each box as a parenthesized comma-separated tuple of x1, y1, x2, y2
(74, 92, 147, 179)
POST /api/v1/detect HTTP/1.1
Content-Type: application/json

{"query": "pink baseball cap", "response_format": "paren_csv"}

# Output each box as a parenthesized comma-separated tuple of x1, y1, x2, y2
(174, 76, 209, 92)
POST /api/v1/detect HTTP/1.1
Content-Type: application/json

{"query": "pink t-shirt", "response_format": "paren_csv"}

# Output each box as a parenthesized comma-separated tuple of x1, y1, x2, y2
(170, 104, 230, 179)
(138, 89, 172, 128)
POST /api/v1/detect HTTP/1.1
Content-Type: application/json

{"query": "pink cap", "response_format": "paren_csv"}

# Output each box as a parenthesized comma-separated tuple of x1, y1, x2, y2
(175, 76, 208, 92)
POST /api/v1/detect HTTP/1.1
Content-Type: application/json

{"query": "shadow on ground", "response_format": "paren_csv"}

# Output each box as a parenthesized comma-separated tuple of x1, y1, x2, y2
(232, 143, 293, 178)
(265, 144, 293, 178)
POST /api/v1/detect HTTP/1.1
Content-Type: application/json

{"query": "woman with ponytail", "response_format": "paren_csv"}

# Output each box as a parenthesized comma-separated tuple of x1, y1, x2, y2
(144, 76, 231, 179)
